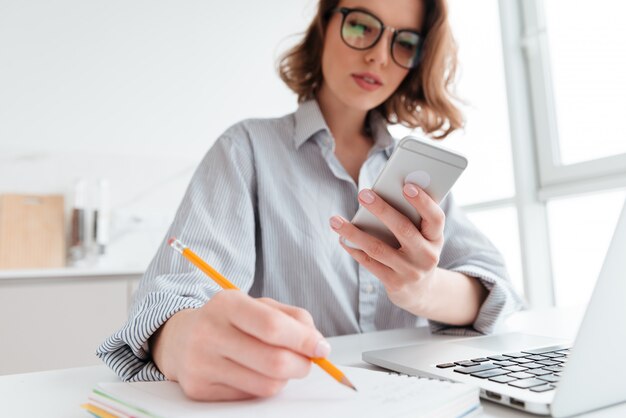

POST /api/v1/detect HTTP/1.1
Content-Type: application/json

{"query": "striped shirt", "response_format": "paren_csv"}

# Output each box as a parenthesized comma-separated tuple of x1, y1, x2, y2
(97, 100, 523, 381)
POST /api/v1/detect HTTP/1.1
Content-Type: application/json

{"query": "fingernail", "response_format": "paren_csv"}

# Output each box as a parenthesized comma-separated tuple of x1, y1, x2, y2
(315, 339, 331, 358)
(329, 216, 343, 230)
(404, 183, 419, 197)
(359, 189, 375, 204)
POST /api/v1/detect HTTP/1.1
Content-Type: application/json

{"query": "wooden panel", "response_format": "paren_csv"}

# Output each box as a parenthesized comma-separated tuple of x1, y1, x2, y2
(0, 194, 66, 269)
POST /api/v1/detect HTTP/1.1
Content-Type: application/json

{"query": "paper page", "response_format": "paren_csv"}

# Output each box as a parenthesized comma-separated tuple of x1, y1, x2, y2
(97, 366, 478, 418)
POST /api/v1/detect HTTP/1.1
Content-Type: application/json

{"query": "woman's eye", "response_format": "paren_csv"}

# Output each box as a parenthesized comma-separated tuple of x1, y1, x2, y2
(347, 20, 373, 36)
(398, 40, 416, 51)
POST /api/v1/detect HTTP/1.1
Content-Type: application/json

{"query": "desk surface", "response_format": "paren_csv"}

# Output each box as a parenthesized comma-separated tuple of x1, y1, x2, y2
(1, 307, 624, 417)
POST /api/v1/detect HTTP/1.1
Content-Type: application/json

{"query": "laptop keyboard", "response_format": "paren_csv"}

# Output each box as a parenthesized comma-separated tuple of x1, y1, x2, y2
(436, 344, 571, 393)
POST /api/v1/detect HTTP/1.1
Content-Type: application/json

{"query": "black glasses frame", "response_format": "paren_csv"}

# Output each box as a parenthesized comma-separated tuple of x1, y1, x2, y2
(333, 7, 423, 69)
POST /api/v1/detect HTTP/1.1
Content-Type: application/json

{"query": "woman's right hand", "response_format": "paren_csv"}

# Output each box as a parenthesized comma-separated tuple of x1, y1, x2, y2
(149, 290, 331, 401)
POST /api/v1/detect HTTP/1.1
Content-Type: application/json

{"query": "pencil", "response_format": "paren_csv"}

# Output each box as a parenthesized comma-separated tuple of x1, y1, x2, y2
(167, 237, 357, 391)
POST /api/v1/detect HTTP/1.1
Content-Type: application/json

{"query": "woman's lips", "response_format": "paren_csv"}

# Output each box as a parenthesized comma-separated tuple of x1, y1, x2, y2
(351, 73, 382, 91)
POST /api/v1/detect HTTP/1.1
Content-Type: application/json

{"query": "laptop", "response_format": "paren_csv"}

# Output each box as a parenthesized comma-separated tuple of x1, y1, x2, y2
(363, 199, 626, 417)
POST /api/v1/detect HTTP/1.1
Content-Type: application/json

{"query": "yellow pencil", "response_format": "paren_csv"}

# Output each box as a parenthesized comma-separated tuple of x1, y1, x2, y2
(168, 237, 357, 391)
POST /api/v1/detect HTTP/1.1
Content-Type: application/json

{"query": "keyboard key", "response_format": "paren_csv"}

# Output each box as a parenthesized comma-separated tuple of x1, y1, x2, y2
(543, 365, 563, 373)
(508, 372, 535, 379)
(436, 363, 456, 368)
(471, 368, 510, 379)
(503, 352, 529, 358)
(512, 357, 534, 364)
(538, 374, 560, 383)
(530, 384, 555, 393)
(503, 365, 527, 372)
(541, 352, 565, 358)
(493, 360, 517, 367)
(454, 360, 480, 367)
(509, 378, 549, 389)
(522, 345, 571, 355)
(521, 362, 545, 369)
(454, 363, 499, 374)
(471, 357, 489, 363)
(526, 368, 552, 376)
(527, 354, 549, 361)
(489, 375, 518, 383)
(537, 359, 560, 366)
(487, 355, 509, 361)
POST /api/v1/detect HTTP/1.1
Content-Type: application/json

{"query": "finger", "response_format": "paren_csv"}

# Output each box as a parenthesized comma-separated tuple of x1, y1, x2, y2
(184, 357, 288, 399)
(216, 323, 312, 380)
(339, 238, 402, 291)
(218, 356, 289, 398)
(329, 214, 411, 272)
(227, 295, 331, 359)
(402, 184, 445, 242)
(257, 298, 316, 328)
(357, 188, 423, 248)
(181, 381, 255, 402)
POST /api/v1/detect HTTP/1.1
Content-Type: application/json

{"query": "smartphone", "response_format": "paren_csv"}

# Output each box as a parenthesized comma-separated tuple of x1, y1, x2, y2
(351, 136, 467, 248)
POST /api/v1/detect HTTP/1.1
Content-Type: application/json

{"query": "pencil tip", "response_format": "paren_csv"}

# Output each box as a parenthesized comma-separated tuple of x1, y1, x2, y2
(341, 377, 357, 391)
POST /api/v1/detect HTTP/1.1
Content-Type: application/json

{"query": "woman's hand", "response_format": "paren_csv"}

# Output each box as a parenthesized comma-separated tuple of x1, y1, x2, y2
(150, 290, 331, 401)
(329, 183, 445, 316)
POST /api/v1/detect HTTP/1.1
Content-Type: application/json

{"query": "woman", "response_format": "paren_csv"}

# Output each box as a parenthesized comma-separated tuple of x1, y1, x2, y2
(98, 0, 521, 401)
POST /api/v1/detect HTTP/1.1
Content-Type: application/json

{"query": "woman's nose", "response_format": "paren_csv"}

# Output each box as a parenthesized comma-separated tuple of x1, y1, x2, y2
(363, 28, 393, 66)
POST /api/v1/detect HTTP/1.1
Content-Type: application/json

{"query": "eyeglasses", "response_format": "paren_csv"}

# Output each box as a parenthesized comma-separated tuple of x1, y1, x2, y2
(333, 7, 423, 70)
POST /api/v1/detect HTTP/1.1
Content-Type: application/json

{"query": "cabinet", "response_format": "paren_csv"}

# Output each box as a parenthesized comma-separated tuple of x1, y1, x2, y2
(0, 270, 142, 375)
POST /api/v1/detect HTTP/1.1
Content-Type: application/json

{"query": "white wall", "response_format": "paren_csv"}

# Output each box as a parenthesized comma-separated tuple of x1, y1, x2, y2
(0, 0, 315, 269)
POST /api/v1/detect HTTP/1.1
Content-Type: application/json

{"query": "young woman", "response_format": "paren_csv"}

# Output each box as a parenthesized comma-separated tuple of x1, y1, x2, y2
(98, 0, 521, 401)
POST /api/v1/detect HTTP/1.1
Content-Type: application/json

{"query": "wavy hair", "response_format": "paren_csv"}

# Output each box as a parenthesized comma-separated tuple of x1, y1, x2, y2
(278, 0, 462, 139)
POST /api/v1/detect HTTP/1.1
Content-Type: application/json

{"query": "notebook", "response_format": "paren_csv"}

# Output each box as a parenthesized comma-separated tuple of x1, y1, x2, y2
(83, 366, 481, 418)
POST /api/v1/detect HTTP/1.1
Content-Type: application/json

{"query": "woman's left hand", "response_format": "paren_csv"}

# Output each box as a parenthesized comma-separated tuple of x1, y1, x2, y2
(329, 183, 445, 314)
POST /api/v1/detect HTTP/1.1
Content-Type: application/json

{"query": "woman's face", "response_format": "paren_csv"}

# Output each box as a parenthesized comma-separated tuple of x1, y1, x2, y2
(320, 0, 424, 112)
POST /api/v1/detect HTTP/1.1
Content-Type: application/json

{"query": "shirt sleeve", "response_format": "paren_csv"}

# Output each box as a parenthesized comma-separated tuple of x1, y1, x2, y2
(96, 127, 258, 381)
(428, 194, 525, 336)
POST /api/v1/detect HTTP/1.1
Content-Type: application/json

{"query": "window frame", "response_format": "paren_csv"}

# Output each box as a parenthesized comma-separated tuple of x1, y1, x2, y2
(494, 0, 626, 308)
(518, 0, 626, 200)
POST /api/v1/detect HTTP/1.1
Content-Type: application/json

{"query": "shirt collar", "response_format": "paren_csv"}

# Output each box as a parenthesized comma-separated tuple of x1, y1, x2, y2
(293, 99, 396, 157)
(293, 100, 329, 149)
(368, 110, 396, 158)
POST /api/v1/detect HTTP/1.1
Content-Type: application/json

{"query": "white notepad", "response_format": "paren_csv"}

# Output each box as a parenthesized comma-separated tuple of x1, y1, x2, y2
(88, 366, 481, 418)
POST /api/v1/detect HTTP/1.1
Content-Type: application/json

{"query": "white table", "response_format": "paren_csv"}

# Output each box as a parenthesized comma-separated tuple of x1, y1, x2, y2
(1, 308, 624, 417)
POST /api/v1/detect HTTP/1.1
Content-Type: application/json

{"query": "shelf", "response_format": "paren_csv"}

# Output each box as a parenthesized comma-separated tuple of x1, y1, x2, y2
(0, 267, 144, 280)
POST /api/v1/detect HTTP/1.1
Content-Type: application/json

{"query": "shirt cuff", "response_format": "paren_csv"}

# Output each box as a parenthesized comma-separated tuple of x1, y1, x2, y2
(96, 292, 204, 382)
(428, 265, 525, 336)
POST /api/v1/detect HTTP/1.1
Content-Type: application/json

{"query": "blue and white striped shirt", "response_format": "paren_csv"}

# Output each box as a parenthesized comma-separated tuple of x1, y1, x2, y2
(97, 100, 523, 381)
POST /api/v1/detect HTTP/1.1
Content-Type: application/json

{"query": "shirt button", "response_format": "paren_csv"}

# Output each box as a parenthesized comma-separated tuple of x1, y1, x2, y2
(364, 284, 375, 294)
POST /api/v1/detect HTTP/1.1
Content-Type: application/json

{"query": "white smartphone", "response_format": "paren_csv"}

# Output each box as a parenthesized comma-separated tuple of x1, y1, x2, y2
(351, 136, 467, 248)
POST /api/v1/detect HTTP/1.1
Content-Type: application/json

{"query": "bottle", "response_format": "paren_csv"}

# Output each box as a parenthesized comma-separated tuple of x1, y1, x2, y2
(69, 179, 87, 263)
(94, 179, 111, 255)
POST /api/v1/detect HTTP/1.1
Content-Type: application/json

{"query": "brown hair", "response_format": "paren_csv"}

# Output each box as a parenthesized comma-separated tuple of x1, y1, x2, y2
(278, 0, 463, 139)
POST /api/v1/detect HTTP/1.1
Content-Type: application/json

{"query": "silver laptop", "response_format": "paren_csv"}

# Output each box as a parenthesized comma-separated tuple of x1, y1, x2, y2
(363, 199, 626, 417)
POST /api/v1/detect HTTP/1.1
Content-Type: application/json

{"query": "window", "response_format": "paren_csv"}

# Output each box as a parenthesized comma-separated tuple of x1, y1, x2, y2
(521, 0, 626, 196)
(548, 190, 626, 307)
(544, 0, 626, 166)
(504, 0, 626, 307)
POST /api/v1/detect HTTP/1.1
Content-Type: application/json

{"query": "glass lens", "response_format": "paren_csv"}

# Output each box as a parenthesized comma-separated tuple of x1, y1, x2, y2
(392, 30, 421, 68)
(341, 10, 382, 49)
